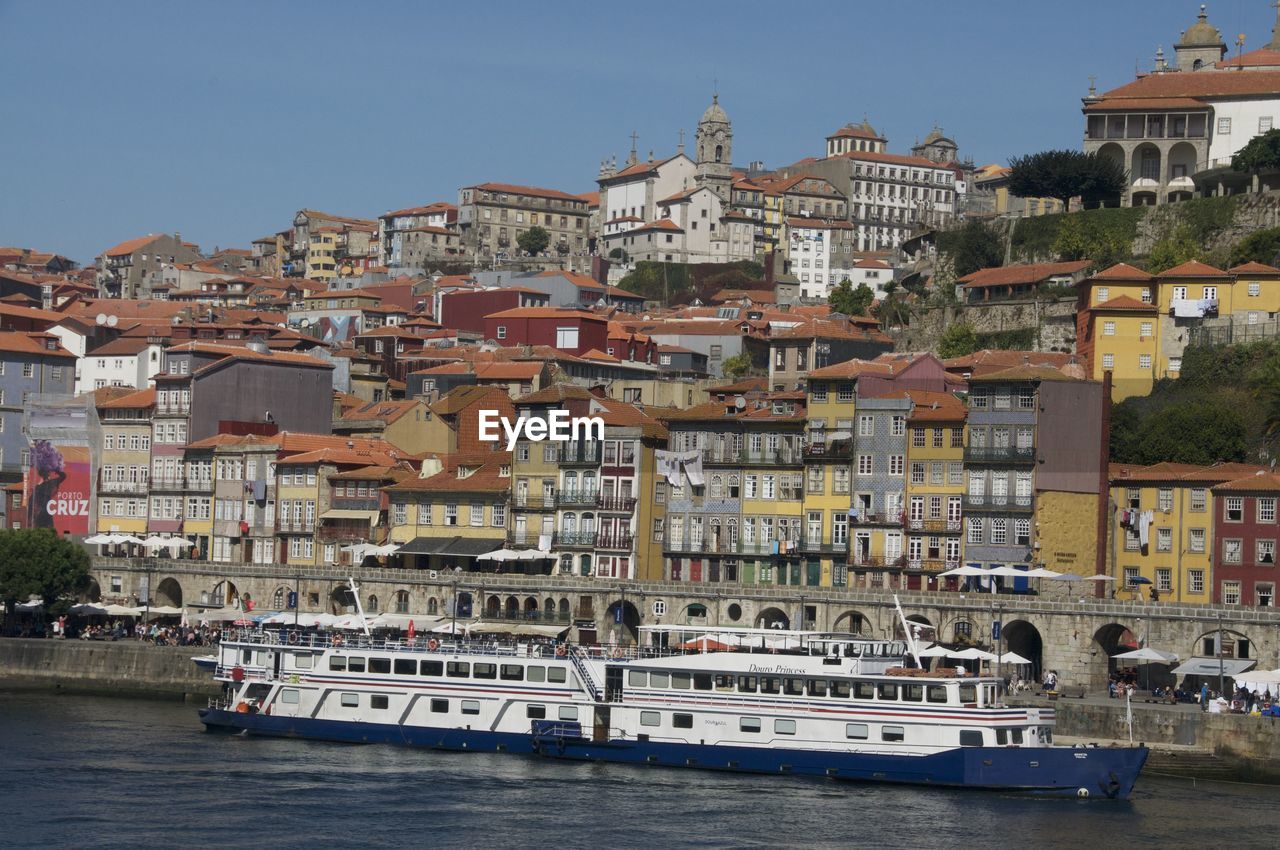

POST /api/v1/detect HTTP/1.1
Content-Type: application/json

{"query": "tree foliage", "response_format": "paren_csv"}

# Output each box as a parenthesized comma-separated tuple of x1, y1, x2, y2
(828, 279, 874, 316)
(1231, 128, 1280, 173)
(516, 226, 550, 256)
(1008, 149, 1127, 210)
(940, 219, 1005, 278)
(1145, 225, 1202, 275)
(720, 352, 753, 379)
(617, 261, 691, 303)
(1229, 226, 1280, 267)
(873, 281, 911, 329)
(937, 322, 978, 359)
(1049, 209, 1136, 266)
(0, 529, 91, 615)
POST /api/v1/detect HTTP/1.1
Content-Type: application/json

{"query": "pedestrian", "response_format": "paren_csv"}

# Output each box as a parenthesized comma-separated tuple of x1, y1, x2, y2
(1200, 681, 1209, 711)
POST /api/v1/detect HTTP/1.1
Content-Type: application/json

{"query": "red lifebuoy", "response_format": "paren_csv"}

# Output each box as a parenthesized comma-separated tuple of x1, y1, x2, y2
(231, 666, 245, 682)
(427, 638, 440, 651)
(555, 645, 567, 658)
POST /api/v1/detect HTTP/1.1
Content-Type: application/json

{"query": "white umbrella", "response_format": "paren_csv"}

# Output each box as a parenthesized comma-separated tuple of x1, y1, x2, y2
(311, 613, 339, 628)
(104, 604, 144, 617)
(83, 534, 114, 545)
(372, 543, 400, 556)
(1112, 647, 1179, 663)
(429, 621, 471, 634)
(476, 548, 517, 562)
(916, 644, 953, 658)
(999, 651, 1034, 665)
(515, 548, 552, 560)
(984, 566, 1030, 578)
(341, 543, 375, 559)
(1233, 669, 1280, 687)
(938, 565, 987, 577)
(1083, 575, 1117, 582)
(1024, 568, 1062, 578)
(117, 535, 148, 545)
(950, 647, 998, 661)
(141, 536, 173, 550)
(332, 615, 366, 630)
(68, 603, 108, 616)
(261, 611, 294, 625)
(163, 538, 194, 553)
(147, 605, 184, 616)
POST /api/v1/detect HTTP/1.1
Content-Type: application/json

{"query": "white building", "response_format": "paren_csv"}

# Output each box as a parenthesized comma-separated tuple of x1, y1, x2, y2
(783, 217, 857, 300)
(77, 336, 164, 394)
(847, 258, 895, 297)
(598, 154, 696, 240)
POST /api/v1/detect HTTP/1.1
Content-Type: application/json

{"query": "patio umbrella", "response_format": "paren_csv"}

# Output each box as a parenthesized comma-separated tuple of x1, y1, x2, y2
(1000, 651, 1034, 666)
(1112, 647, 1179, 663)
(118, 535, 148, 545)
(938, 565, 987, 577)
(984, 566, 1030, 578)
(68, 603, 108, 616)
(261, 611, 294, 625)
(1024, 568, 1062, 578)
(83, 534, 114, 545)
(104, 604, 143, 617)
(163, 538, 194, 554)
(407, 620, 416, 641)
(1127, 576, 1153, 585)
(949, 647, 998, 662)
(341, 543, 375, 560)
(476, 548, 517, 562)
(147, 605, 184, 616)
(372, 543, 400, 556)
(141, 536, 173, 550)
(916, 644, 953, 658)
(681, 636, 733, 651)
(515, 549, 552, 560)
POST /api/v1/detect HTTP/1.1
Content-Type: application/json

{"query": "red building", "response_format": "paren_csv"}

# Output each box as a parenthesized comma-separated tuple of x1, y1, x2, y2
(439, 287, 549, 333)
(607, 322, 657, 365)
(1210, 473, 1280, 607)
(482, 307, 609, 356)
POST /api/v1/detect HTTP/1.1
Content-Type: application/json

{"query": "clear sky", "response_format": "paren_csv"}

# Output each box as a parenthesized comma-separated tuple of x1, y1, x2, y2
(2, 0, 1277, 265)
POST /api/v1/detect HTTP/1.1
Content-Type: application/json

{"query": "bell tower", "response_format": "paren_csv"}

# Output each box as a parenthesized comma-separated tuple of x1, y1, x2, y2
(695, 94, 733, 202)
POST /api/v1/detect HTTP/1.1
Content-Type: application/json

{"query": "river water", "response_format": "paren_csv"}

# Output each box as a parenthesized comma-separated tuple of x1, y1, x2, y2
(2, 690, 1277, 849)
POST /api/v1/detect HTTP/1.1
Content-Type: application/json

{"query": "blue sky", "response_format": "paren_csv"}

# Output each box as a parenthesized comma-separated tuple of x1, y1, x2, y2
(2, 0, 1276, 265)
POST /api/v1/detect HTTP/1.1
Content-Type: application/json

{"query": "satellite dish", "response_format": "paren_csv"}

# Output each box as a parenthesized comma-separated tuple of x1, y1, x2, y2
(96, 313, 108, 325)
(107, 315, 118, 327)
(300, 318, 311, 327)
(734, 396, 747, 410)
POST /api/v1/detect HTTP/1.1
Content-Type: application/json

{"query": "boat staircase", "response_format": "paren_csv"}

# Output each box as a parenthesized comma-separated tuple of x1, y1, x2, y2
(568, 647, 603, 702)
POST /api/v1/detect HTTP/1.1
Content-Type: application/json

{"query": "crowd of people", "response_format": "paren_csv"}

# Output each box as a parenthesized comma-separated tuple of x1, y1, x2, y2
(52, 616, 222, 646)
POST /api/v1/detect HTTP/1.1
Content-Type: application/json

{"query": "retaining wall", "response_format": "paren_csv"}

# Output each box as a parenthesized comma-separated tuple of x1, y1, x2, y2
(0, 638, 219, 698)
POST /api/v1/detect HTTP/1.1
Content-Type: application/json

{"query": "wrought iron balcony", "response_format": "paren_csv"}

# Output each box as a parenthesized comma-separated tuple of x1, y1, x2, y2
(512, 495, 556, 511)
(594, 532, 634, 551)
(99, 478, 148, 495)
(598, 495, 637, 513)
(963, 494, 1033, 512)
(963, 445, 1035, 464)
(905, 518, 963, 533)
(556, 490, 599, 507)
(552, 531, 597, 547)
(149, 477, 187, 492)
(557, 445, 600, 465)
(803, 439, 854, 459)
(845, 554, 908, 568)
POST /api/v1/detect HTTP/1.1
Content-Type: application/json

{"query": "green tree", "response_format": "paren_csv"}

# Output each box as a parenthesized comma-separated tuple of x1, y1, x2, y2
(607, 247, 628, 263)
(1231, 128, 1280, 173)
(1050, 210, 1134, 266)
(617, 261, 691, 304)
(1250, 351, 1280, 440)
(1229, 226, 1280, 267)
(0, 529, 91, 616)
(828, 279, 874, 316)
(1008, 149, 1127, 211)
(721, 352, 753, 379)
(1146, 225, 1201, 274)
(873, 281, 911, 329)
(937, 322, 978, 359)
(944, 220, 1005, 278)
(516, 226, 550, 256)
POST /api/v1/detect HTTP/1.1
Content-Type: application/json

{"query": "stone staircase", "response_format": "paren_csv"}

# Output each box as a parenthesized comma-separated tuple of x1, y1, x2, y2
(1144, 749, 1239, 780)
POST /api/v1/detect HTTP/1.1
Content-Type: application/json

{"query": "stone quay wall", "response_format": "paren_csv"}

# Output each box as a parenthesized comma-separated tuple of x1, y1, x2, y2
(0, 638, 219, 699)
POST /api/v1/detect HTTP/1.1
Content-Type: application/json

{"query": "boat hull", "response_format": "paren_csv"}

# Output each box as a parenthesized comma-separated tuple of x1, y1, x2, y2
(198, 707, 1147, 798)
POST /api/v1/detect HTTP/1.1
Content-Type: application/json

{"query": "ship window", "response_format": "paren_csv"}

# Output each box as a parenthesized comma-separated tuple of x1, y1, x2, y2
(394, 658, 416, 675)
(280, 689, 300, 704)
(527, 704, 546, 719)
(548, 667, 567, 684)
(806, 679, 828, 697)
(629, 670, 648, 687)
(693, 673, 713, 690)
(740, 716, 762, 733)
(881, 725, 905, 742)
(997, 729, 1008, 745)
(673, 713, 694, 729)
(329, 656, 347, 671)
(431, 698, 448, 713)
(670, 672, 691, 689)
(347, 658, 366, 673)
(461, 700, 481, 715)
(927, 686, 949, 703)
(339, 693, 359, 708)
(640, 711, 661, 727)
(959, 684, 977, 704)
(420, 660, 443, 676)
(371, 695, 389, 710)
(527, 666, 546, 682)
(903, 684, 924, 702)
(959, 730, 983, 747)
(446, 661, 470, 678)
(830, 680, 851, 699)
(845, 723, 869, 740)
(877, 683, 899, 701)
(294, 654, 313, 669)
(368, 658, 391, 674)
(784, 678, 806, 696)
(736, 675, 758, 693)
(559, 706, 577, 721)
(759, 676, 782, 695)
(650, 672, 670, 688)
(854, 682, 875, 700)
(500, 664, 523, 681)
(774, 719, 797, 735)
(714, 674, 735, 692)
(1011, 729, 1024, 745)
(473, 663, 497, 680)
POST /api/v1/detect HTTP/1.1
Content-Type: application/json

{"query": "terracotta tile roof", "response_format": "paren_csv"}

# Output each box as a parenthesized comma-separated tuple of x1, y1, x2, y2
(97, 387, 155, 409)
(304, 289, 383, 300)
(906, 390, 966, 422)
(593, 397, 668, 438)
(606, 157, 676, 181)
(659, 186, 706, 204)
(103, 234, 164, 257)
(516, 383, 595, 405)
(0, 331, 75, 359)
(466, 182, 586, 203)
(1212, 472, 1280, 492)
(282, 446, 404, 466)
(164, 341, 333, 370)
(957, 260, 1093, 289)
(385, 455, 513, 494)
(535, 270, 604, 290)
(430, 385, 510, 416)
(1112, 462, 1269, 485)
(86, 336, 160, 356)
(330, 463, 411, 480)
(768, 317, 892, 344)
(1083, 97, 1207, 112)
(1091, 69, 1280, 104)
(484, 306, 604, 321)
(1217, 47, 1280, 69)
(605, 215, 644, 225)
(576, 191, 600, 206)
(338, 399, 421, 423)
(828, 149, 950, 169)
(807, 358, 895, 379)
(709, 377, 768, 394)
(943, 349, 1075, 374)
(605, 285, 644, 300)
(1091, 295, 1158, 312)
(631, 218, 684, 233)
(854, 258, 891, 269)
(381, 202, 457, 219)
(826, 123, 884, 141)
(1157, 260, 1229, 278)
(1084, 262, 1154, 283)
(711, 289, 775, 303)
(967, 364, 1086, 383)
(1228, 261, 1280, 275)
(786, 217, 854, 230)
(579, 348, 618, 362)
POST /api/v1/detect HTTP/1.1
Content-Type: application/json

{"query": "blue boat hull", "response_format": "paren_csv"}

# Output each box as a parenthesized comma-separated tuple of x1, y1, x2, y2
(198, 708, 1147, 798)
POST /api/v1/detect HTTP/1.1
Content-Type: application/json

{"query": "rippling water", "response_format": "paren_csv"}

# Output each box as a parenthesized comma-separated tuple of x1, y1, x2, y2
(2, 690, 1277, 849)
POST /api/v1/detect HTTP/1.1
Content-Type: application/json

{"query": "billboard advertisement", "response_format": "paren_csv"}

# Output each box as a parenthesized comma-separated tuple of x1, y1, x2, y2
(26, 441, 92, 535)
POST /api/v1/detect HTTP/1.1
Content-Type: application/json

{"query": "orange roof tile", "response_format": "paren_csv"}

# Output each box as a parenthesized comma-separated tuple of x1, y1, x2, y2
(1091, 295, 1158, 312)
(957, 261, 1093, 289)
(466, 182, 586, 203)
(97, 387, 155, 409)
(0, 331, 75, 360)
(1157, 260, 1229, 278)
(1085, 263, 1154, 283)
(1228, 261, 1280, 276)
(104, 234, 164, 257)
(484, 306, 605, 321)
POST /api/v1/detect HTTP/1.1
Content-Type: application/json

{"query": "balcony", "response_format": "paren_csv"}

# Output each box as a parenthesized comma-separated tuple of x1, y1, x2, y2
(317, 524, 375, 543)
(963, 445, 1035, 464)
(798, 537, 850, 555)
(594, 532, 634, 551)
(512, 495, 556, 511)
(150, 477, 187, 492)
(849, 511, 902, 526)
(277, 520, 315, 534)
(557, 490, 599, 507)
(701, 448, 803, 466)
(963, 494, 1034, 512)
(598, 495, 637, 513)
(553, 531, 597, 548)
(803, 439, 854, 460)
(506, 533, 544, 548)
(186, 477, 213, 492)
(99, 478, 148, 495)
(557, 446, 600, 465)
(905, 558, 960, 573)
(846, 554, 908, 569)
(155, 403, 190, 416)
(330, 496, 381, 512)
(905, 518, 963, 533)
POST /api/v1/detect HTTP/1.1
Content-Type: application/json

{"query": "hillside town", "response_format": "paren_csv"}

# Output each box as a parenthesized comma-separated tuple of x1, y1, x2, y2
(6, 4, 1280, 628)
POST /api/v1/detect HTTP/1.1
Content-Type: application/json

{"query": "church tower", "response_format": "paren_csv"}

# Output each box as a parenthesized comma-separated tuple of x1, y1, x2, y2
(1173, 4, 1226, 71)
(695, 94, 733, 202)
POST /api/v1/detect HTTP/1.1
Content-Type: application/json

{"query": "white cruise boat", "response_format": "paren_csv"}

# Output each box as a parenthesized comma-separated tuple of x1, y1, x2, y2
(198, 621, 1146, 798)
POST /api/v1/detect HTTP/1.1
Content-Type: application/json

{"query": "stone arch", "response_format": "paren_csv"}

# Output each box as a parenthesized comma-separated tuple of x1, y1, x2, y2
(427, 597, 439, 616)
(212, 580, 239, 608)
(1093, 622, 1137, 658)
(833, 609, 871, 635)
(755, 606, 790, 629)
(485, 594, 501, 618)
(679, 602, 710, 624)
(504, 595, 519, 619)
(524, 596, 539, 617)
(84, 578, 102, 603)
(329, 584, 355, 613)
(270, 585, 289, 610)
(366, 594, 379, 614)
(155, 577, 183, 608)
(1191, 627, 1256, 660)
(1131, 142, 1161, 188)
(604, 599, 641, 644)
(1001, 619, 1044, 680)
(1168, 141, 1197, 186)
(1096, 142, 1125, 176)
(558, 598, 570, 620)
(392, 589, 411, 614)
(896, 614, 935, 642)
(544, 597, 557, 620)
(948, 617, 977, 644)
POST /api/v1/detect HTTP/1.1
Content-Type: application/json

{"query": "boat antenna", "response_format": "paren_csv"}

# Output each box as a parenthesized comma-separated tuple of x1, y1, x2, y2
(348, 576, 372, 637)
(892, 594, 922, 668)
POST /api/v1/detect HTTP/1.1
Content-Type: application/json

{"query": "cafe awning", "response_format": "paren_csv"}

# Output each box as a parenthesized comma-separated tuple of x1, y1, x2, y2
(395, 536, 505, 557)
(320, 509, 379, 528)
(1170, 656, 1257, 677)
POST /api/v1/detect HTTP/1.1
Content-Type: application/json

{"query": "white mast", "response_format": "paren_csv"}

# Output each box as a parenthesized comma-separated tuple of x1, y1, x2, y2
(892, 594, 922, 668)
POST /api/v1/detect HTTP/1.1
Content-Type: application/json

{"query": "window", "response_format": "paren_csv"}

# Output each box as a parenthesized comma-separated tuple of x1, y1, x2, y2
(774, 719, 796, 735)
(857, 455, 872, 476)
(1156, 528, 1172, 552)
(881, 726, 905, 743)
(990, 518, 1006, 545)
(1226, 497, 1244, 522)
(1189, 569, 1205, 594)
(1249, 282, 1261, 297)
(1156, 568, 1172, 592)
(967, 517, 983, 544)
(1262, 116, 1273, 133)
(1157, 488, 1173, 512)
(891, 416, 905, 437)
(1139, 321, 1153, 338)
(640, 711, 661, 727)
(845, 723, 869, 740)
(1222, 580, 1242, 605)
(1259, 498, 1277, 523)
(888, 455, 904, 476)
(1218, 117, 1232, 135)
(461, 700, 481, 715)
(496, 325, 506, 339)
(1191, 488, 1207, 511)
(430, 698, 449, 713)
(1138, 354, 1152, 370)
(555, 327, 579, 349)
(1259, 539, 1276, 564)
(1189, 528, 1205, 553)
(739, 717, 761, 733)
(672, 713, 694, 729)
(1223, 539, 1243, 564)
(526, 704, 546, 719)
(859, 415, 874, 437)
(1102, 321, 1116, 336)
(1102, 353, 1114, 370)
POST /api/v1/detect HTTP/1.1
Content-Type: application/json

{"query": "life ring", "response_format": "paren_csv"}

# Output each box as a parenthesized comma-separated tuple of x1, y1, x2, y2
(610, 646, 624, 659)
(231, 666, 245, 682)
(235, 701, 250, 713)
(427, 639, 440, 651)
(331, 634, 343, 647)
(555, 645, 567, 658)
(288, 631, 299, 645)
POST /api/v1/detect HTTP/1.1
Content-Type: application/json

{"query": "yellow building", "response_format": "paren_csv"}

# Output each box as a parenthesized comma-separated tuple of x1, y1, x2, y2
(386, 454, 511, 571)
(1086, 296, 1160, 401)
(305, 227, 340, 279)
(1108, 462, 1264, 604)
(95, 388, 155, 538)
(802, 372, 858, 589)
(903, 390, 966, 580)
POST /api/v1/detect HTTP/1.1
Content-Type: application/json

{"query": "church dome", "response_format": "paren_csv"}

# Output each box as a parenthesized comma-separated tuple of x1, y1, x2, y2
(1177, 4, 1224, 47)
(701, 94, 729, 125)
